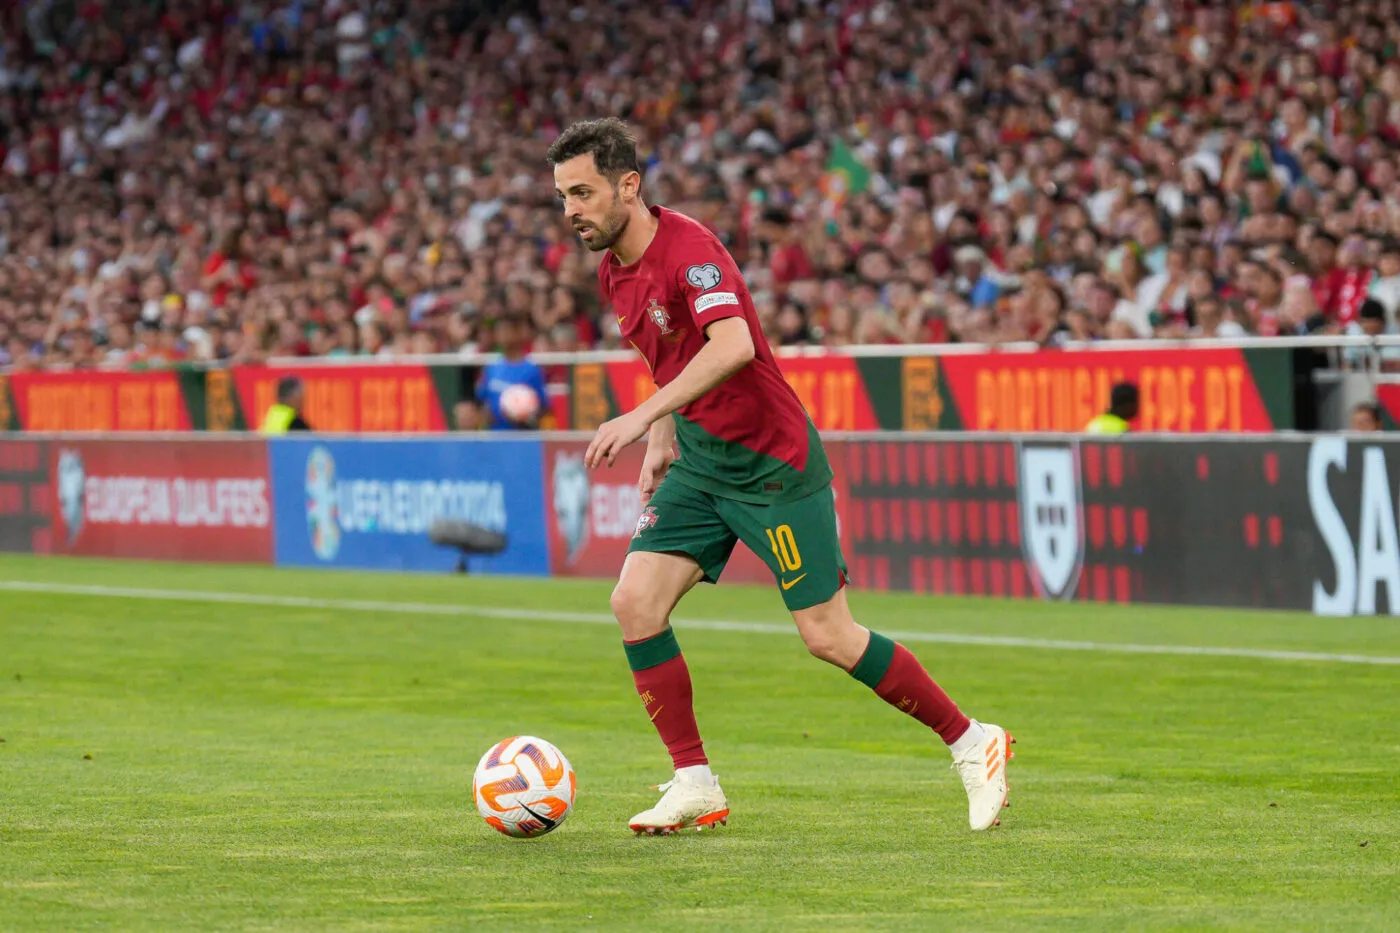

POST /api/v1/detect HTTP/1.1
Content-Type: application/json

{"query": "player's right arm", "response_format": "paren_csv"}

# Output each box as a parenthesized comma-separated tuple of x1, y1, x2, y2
(639, 415, 677, 505)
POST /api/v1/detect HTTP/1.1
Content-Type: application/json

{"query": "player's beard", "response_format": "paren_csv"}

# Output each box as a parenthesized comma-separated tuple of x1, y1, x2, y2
(575, 192, 629, 252)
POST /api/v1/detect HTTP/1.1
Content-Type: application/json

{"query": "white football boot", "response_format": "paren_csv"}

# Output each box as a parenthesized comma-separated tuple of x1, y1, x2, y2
(950, 721, 1015, 830)
(628, 770, 730, 835)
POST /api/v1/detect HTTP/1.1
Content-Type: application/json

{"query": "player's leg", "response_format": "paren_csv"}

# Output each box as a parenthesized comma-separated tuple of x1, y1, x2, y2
(720, 486, 1015, 830)
(616, 479, 736, 833)
(611, 550, 707, 770)
(792, 586, 1014, 830)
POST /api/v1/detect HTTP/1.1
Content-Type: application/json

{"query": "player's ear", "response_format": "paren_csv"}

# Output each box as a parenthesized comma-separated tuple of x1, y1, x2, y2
(617, 170, 641, 202)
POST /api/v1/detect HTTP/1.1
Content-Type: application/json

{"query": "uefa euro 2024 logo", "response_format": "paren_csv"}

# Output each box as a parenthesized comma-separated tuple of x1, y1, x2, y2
(305, 446, 340, 561)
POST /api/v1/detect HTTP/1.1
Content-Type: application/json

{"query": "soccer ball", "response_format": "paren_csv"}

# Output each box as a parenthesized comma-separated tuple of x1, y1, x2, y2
(499, 383, 541, 424)
(473, 735, 576, 838)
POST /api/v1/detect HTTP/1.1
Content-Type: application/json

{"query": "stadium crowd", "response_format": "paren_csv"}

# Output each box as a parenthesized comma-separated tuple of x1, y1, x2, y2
(4, 0, 1400, 372)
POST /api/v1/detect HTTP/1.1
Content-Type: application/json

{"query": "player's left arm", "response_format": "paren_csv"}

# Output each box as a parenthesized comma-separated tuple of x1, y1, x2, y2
(637, 316, 754, 419)
(635, 240, 757, 420)
(584, 317, 753, 467)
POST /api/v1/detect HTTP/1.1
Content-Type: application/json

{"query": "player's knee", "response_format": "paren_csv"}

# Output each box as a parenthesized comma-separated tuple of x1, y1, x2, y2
(794, 611, 846, 664)
(608, 582, 640, 623)
(793, 595, 865, 667)
(800, 626, 844, 665)
(609, 581, 665, 638)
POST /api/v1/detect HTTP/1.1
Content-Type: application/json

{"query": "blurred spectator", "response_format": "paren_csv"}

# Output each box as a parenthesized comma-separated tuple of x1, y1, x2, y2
(9, 0, 1400, 370)
(473, 313, 550, 431)
(1350, 402, 1384, 433)
(1085, 382, 1140, 435)
(260, 375, 311, 434)
(1350, 299, 1391, 341)
(1369, 240, 1400, 327)
(1189, 295, 1247, 339)
(453, 399, 483, 432)
(1344, 297, 1400, 368)
(775, 299, 813, 347)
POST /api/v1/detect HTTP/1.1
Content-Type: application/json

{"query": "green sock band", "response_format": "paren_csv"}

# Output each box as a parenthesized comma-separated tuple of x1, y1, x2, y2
(623, 627, 682, 672)
(848, 631, 896, 689)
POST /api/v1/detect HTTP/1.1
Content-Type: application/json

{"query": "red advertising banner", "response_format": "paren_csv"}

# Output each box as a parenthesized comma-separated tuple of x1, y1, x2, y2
(596, 356, 880, 432)
(9, 371, 190, 432)
(1, 347, 1292, 435)
(232, 365, 447, 433)
(543, 439, 851, 587)
(937, 348, 1276, 432)
(45, 439, 274, 562)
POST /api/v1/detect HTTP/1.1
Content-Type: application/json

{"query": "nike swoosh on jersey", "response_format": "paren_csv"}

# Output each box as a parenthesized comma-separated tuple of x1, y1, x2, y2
(780, 573, 808, 591)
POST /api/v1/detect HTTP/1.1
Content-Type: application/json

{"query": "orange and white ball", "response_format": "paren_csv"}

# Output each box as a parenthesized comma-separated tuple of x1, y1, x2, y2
(472, 736, 576, 838)
(498, 384, 541, 424)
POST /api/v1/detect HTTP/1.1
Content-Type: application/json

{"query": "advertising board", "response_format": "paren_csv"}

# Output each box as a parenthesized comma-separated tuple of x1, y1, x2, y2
(268, 438, 549, 575)
(47, 439, 273, 562)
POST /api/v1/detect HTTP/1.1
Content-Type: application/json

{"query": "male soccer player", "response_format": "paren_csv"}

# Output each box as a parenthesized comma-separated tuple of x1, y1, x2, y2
(547, 118, 1014, 834)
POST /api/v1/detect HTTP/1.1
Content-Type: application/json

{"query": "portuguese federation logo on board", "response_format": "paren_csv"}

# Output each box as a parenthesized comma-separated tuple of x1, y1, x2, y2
(1017, 443, 1085, 600)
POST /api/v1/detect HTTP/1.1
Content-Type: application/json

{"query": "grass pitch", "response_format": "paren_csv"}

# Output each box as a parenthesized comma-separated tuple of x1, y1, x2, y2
(2, 554, 1398, 932)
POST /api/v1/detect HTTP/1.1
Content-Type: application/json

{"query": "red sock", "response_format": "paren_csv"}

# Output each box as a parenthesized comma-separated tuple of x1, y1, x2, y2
(624, 630, 707, 769)
(850, 633, 971, 745)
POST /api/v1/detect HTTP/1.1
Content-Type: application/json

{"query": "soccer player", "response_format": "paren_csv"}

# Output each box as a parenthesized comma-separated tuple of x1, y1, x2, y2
(547, 119, 1014, 834)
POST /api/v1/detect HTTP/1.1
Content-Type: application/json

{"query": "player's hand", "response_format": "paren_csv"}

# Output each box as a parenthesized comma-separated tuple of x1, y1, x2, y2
(638, 447, 677, 506)
(585, 411, 651, 469)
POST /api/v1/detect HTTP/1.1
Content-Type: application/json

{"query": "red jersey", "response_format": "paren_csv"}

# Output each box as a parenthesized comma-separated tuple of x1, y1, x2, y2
(1312, 267, 1347, 321)
(598, 206, 831, 504)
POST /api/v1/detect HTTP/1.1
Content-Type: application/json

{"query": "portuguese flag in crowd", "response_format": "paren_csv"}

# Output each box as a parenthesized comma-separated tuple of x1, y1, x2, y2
(821, 139, 871, 204)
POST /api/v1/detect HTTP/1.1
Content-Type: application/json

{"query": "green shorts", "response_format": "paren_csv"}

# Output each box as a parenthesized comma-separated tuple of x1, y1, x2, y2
(627, 478, 848, 610)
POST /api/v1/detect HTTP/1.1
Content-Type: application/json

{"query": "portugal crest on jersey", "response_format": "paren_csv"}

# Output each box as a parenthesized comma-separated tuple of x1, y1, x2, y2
(646, 298, 673, 335)
(634, 506, 659, 538)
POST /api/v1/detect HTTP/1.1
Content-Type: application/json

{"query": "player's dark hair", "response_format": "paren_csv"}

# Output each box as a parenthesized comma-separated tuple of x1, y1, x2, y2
(545, 118, 641, 184)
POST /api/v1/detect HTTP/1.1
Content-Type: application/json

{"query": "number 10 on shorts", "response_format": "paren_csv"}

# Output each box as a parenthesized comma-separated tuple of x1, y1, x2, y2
(765, 525, 802, 572)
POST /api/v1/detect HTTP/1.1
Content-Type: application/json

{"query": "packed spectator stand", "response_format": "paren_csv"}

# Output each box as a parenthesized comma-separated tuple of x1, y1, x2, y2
(4, 0, 1400, 374)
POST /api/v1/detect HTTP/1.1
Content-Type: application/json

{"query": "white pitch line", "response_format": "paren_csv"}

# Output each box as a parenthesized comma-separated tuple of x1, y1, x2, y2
(2, 580, 1399, 667)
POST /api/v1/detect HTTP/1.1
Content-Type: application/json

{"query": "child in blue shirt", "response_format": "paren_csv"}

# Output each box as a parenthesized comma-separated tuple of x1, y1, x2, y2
(474, 314, 549, 430)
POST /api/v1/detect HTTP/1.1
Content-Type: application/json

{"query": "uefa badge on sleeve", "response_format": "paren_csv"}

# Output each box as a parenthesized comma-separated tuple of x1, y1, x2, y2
(685, 263, 722, 290)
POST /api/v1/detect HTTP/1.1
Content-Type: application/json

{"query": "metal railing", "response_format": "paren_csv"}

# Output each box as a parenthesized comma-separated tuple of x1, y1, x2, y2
(9, 334, 1400, 376)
